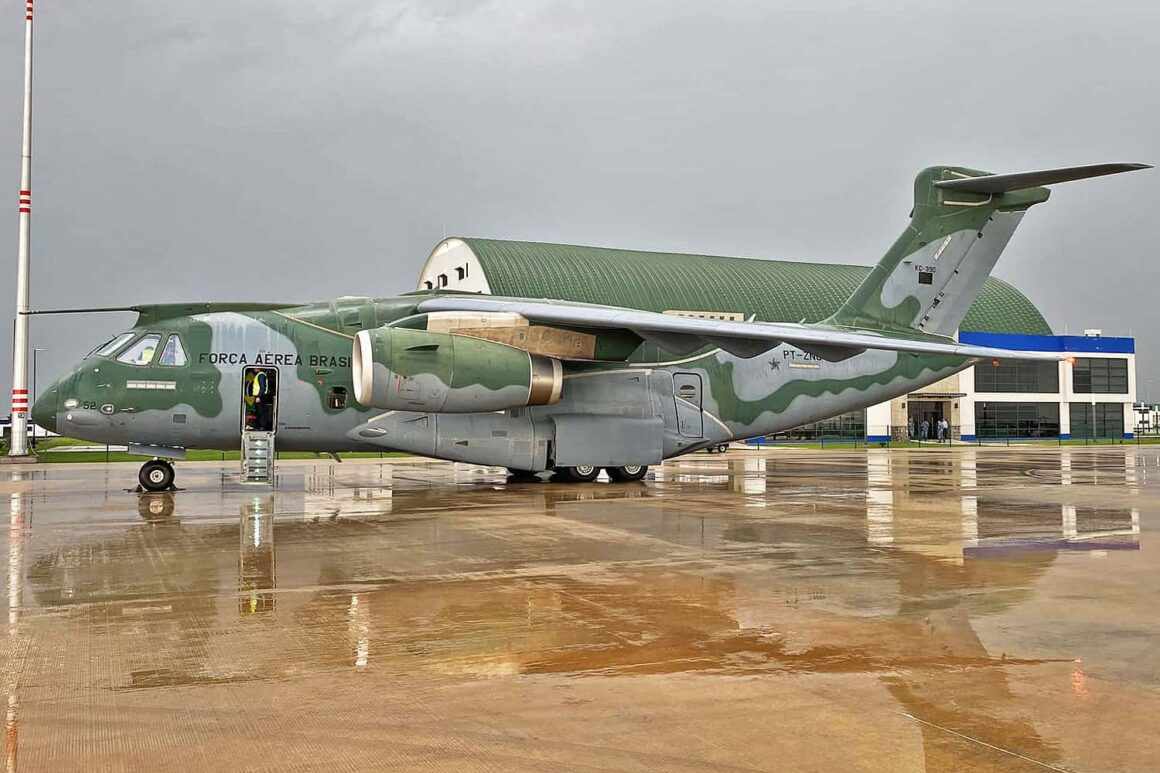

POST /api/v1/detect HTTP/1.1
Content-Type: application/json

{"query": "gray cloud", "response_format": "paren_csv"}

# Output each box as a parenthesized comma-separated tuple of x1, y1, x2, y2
(2, 0, 1158, 400)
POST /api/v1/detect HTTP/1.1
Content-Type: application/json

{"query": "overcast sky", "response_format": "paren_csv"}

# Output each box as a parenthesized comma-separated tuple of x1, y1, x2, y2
(2, 0, 1158, 402)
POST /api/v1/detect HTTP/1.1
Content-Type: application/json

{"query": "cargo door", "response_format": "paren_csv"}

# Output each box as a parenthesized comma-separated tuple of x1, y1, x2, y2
(673, 372, 703, 438)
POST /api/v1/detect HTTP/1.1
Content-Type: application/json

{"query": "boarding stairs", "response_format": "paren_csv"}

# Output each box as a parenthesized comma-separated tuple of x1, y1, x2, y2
(241, 431, 275, 484)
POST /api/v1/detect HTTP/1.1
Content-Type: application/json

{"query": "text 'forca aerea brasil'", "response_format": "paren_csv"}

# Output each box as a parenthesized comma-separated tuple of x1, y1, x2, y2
(198, 351, 352, 368)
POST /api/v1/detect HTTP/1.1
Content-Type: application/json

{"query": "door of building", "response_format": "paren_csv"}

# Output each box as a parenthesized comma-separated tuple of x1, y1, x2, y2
(908, 400, 945, 440)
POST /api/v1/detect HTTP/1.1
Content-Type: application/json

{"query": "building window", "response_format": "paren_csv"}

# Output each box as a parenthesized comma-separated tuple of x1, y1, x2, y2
(1073, 358, 1128, 394)
(772, 410, 866, 440)
(975, 402, 1059, 438)
(1069, 403, 1124, 438)
(975, 360, 1059, 393)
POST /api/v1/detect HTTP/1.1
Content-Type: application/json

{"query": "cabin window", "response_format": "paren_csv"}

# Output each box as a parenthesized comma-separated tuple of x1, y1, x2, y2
(328, 386, 348, 410)
(438, 273, 448, 287)
(88, 332, 135, 358)
(117, 334, 162, 366)
(455, 266, 466, 280)
(423, 280, 434, 290)
(159, 334, 188, 366)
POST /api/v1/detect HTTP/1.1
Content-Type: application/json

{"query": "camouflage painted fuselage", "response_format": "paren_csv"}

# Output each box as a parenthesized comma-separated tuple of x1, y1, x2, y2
(34, 293, 966, 467)
(32, 162, 1149, 470)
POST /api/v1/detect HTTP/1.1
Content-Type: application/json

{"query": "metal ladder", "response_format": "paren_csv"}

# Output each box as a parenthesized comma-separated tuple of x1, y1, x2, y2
(241, 431, 275, 484)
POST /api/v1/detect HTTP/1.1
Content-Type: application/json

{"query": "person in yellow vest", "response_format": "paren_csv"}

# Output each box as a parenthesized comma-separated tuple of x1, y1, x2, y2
(250, 370, 273, 431)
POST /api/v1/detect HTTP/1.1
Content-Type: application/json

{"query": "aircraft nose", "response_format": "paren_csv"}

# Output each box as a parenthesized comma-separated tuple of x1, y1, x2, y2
(31, 388, 58, 434)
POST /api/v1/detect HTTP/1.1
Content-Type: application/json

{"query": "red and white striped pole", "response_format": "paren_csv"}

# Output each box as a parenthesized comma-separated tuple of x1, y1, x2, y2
(8, 0, 34, 456)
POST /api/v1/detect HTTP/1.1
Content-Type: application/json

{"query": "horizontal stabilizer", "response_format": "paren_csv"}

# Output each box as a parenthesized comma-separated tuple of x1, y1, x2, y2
(933, 163, 1151, 194)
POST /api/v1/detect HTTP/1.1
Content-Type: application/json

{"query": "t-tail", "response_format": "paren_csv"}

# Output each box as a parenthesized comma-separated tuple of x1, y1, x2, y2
(827, 163, 1150, 337)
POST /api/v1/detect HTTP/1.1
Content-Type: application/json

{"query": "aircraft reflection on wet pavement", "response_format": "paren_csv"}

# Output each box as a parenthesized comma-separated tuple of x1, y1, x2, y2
(3, 447, 1158, 771)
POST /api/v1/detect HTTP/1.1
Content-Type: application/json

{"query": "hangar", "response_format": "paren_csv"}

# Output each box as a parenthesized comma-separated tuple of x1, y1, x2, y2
(418, 238, 1138, 441)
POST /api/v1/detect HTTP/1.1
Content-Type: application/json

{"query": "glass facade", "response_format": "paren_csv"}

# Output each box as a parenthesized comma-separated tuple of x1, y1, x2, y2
(777, 410, 866, 440)
(1069, 403, 1125, 438)
(1073, 358, 1128, 394)
(975, 402, 1060, 438)
(974, 360, 1059, 393)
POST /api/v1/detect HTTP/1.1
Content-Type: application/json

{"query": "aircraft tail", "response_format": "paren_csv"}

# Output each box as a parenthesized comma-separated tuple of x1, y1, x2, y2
(827, 163, 1149, 337)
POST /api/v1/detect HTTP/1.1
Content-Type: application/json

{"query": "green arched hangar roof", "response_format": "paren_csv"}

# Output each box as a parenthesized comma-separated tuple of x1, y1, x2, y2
(453, 238, 1052, 335)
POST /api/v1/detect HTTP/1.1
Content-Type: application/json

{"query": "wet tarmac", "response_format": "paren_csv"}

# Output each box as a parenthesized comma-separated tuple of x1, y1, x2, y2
(2, 446, 1158, 771)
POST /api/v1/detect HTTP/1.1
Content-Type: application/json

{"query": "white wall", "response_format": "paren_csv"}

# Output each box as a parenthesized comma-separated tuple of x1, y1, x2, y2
(416, 238, 491, 294)
(872, 350, 1137, 438)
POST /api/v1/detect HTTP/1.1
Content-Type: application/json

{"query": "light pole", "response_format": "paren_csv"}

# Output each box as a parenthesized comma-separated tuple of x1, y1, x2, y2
(29, 347, 44, 448)
(7, 0, 35, 457)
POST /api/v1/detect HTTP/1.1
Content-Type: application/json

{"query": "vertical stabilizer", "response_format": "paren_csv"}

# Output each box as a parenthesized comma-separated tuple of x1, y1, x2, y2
(827, 166, 1046, 337)
(827, 163, 1149, 337)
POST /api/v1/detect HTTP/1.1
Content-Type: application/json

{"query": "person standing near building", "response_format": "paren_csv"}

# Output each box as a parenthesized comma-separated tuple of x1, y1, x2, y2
(920, 419, 929, 441)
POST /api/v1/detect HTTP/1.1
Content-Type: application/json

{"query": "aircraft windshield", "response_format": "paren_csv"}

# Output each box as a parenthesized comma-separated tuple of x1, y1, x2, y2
(117, 334, 162, 366)
(158, 334, 187, 366)
(87, 332, 136, 358)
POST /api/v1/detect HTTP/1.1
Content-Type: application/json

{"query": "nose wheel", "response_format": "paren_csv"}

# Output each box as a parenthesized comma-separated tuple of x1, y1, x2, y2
(139, 459, 176, 492)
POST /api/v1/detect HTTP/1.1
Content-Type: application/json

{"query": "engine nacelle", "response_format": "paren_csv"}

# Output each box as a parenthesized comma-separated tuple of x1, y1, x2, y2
(352, 327, 563, 412)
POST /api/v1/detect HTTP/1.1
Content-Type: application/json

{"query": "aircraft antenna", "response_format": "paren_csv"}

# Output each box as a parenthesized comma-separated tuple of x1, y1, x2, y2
(7, 0, 34, 457)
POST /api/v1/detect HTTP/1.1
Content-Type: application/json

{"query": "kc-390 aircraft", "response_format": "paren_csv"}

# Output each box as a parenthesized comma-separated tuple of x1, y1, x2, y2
(30, 163, 1150, 491)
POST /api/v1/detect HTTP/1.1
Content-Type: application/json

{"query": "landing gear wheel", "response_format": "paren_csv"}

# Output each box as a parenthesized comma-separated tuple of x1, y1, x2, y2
(555, 465, 600, 483)
(139, 459, 175, 492)
(606, 464, 648, 482)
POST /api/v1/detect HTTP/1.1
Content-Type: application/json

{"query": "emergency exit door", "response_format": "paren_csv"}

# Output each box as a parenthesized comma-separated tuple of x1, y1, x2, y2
(673, 372, 703, 437)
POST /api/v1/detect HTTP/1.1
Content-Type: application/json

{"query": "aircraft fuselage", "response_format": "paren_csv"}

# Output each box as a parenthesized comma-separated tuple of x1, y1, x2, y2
(33, 293, 968, 468)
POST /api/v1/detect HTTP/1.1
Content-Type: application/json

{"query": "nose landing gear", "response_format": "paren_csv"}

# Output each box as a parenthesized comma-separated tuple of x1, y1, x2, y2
(138, 459, 176, 492)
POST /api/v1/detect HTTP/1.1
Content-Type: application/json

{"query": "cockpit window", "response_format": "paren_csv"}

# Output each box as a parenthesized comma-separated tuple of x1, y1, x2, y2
(88, 332, 136, 358)
(158, 334, 188, 366)
(117, 334, 162, 366)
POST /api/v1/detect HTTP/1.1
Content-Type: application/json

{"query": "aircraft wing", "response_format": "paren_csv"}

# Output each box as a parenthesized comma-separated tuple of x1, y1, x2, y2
(414, 296, 1062, 363)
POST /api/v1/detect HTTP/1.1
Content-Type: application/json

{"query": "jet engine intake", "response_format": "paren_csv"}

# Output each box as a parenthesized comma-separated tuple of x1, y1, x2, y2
(353, 327, 563, 412)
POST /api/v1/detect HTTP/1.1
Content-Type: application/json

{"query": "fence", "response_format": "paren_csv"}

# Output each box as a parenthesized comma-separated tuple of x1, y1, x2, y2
(744, 424, 1156, 448)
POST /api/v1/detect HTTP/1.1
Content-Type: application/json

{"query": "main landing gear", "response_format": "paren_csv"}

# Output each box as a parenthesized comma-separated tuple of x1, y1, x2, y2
(606, 464, 648, 482)
(138, 459, 176, 492)
(552, 465, 649, 483)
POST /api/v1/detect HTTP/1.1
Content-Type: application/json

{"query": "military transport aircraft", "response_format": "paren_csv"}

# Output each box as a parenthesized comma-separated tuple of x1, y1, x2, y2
(30, 163, 1150, 491)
